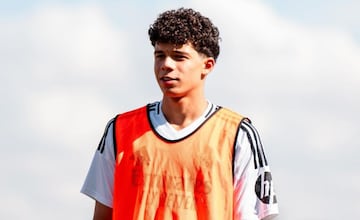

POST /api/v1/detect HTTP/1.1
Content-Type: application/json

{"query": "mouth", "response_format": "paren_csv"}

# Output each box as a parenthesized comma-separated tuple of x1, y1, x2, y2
(160, 76, 178, 82)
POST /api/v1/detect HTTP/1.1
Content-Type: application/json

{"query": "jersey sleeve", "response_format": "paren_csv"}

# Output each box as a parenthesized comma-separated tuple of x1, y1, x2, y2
(81, 119, 116, 208)
(233, 120, 279, 220)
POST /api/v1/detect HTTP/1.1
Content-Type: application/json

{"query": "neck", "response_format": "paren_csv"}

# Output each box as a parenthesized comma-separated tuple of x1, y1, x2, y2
(161, 96, 208, 130)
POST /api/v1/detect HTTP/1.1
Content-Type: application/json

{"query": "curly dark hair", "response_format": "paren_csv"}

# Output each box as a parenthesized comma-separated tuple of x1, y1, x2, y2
(148, 8, 220, 61)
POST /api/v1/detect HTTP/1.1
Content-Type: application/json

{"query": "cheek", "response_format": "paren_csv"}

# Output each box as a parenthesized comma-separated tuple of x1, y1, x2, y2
(154, 61, 160, 74)
(154, 58, 165, 68)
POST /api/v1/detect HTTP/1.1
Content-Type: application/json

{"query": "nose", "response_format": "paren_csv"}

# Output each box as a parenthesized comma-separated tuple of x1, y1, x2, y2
(161, 56, 175, 71)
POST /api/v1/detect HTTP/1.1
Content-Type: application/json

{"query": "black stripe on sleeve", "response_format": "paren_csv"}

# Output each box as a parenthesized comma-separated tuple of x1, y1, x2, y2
(97, 118, 115, 154)
(253, 124, 268, 166)
(245, 128, 260, 169)
(232, 119, 243, 178)
(241, 120, 268, 169)
(112, 115, 119, 160)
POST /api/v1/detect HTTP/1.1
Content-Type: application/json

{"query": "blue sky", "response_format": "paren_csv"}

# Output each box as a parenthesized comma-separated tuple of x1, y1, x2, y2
(1, 0, 359, 219)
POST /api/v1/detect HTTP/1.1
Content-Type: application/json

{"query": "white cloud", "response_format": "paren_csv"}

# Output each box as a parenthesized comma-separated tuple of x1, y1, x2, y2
(4, 5, 127, 78)
(25, 88, 113, 148)
(193, 1, 360, 219)
(1, 1, 359, 219)
(198, 0, 360, 89)
(0, 5, 133, 219)
(194, 0, 360, 134)
(0, 4, 135, 142)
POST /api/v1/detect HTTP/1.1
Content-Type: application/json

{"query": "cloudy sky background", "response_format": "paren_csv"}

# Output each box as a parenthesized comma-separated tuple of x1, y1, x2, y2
(1, 0, 359, 219)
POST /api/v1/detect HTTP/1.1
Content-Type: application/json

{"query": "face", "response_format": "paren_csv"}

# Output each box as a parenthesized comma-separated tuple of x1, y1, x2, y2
(153, 42, 214, 98)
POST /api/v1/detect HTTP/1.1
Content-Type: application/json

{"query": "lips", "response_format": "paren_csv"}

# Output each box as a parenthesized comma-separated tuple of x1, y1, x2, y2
(161, 76, 178, 81)
(160, 76, 178, 87)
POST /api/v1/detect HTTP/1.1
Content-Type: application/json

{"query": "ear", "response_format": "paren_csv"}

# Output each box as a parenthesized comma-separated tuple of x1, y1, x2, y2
(203, 57, 215, 75)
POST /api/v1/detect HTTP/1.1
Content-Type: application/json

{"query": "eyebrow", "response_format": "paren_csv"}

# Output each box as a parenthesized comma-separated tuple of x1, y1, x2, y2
(154, 50, 190, 56)
(154, 50, 164, 55)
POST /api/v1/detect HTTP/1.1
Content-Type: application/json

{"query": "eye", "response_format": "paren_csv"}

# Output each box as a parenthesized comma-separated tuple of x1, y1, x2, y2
(173, 55, 187, 61)
(155, 54, 165, 59)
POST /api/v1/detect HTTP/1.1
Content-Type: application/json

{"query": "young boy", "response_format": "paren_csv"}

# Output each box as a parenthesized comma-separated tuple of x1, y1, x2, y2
(81, 8, 279, 220)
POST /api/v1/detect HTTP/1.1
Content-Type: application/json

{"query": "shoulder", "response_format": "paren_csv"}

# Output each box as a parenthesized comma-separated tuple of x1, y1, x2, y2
(239, 118, 257, 135)
(97, 118, 115, 154)
(116, 104, 150, 120)
(239, 119, 262, 145)
(213, 106, 247, 126)
(115, 102, 161, 120)
(219, 107, 244, 118)
(238, 119, 270, 169)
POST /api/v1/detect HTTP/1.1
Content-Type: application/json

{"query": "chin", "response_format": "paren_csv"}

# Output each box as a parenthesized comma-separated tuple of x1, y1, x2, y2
(162, 91, 184, 99)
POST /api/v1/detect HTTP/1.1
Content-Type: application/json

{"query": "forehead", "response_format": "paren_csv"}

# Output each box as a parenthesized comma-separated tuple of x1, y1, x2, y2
(154, 42, 197, 53)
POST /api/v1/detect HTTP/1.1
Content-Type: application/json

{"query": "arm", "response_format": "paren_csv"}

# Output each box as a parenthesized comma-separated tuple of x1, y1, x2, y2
(233, 128, 259, 219)
(93, 201, 112, 220)
(234, 120, 279, 219)
(81, 119, 116, 219)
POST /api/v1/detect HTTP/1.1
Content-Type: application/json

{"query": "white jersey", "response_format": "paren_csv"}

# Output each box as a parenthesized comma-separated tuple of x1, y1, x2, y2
(81, 101, 279, 220)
